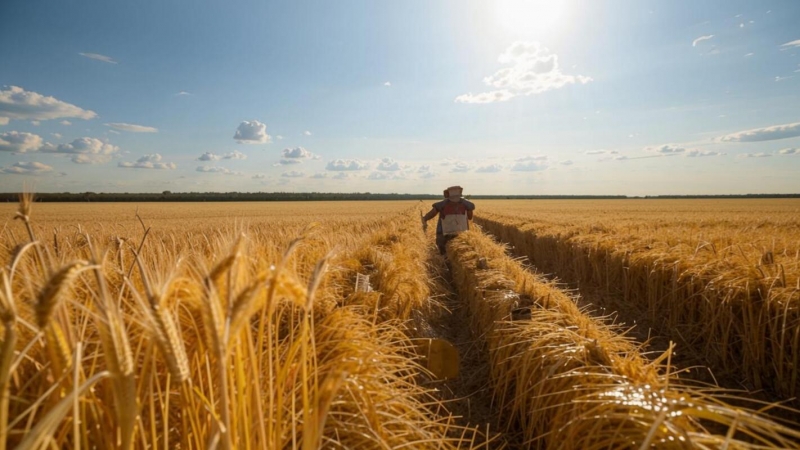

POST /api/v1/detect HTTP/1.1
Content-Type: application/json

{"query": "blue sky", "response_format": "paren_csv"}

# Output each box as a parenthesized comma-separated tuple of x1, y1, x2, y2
(1, 0, 799, 195)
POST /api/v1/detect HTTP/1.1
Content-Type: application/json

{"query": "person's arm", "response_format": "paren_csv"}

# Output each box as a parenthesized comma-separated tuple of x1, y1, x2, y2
(422, 207, 438, 222)
(462, 199, 475, 220)
(422, 206, 438, 231)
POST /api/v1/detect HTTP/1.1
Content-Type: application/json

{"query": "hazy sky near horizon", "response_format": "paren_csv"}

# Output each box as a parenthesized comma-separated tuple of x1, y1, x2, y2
(1, 0, 799, 195)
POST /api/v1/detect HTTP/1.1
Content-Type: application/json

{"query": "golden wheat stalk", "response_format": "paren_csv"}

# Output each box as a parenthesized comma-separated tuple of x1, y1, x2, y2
(0, 270, 17, 450)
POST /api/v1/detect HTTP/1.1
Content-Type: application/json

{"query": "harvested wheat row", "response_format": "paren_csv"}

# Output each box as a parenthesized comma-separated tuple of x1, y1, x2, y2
(340, 210, 448, 330)
(447, 229, 800, 449)
(475, 210, 800, 403)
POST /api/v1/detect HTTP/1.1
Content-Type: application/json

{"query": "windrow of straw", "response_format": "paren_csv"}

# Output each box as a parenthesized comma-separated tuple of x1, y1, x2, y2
(339, 210, 448, 331)
(446, 229, 800, 449)
(0, 199, 472, 449)
(475, 210, 800, 403)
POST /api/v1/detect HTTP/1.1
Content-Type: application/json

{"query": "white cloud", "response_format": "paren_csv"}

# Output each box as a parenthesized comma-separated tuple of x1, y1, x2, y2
(645, 144, 686, 154)
(198, 151, 220, 161)
(196, 166, 242, 175)
(775, 76, 793, 82)
(276, 135, 284, 140)
(417, 165, 436, 178)
(511, 156, 548, 171)
(50, 133, 62, 139)
(224, 150, 247, 160)
(475, 163, 503, 173)
(367, 172, 391, 180)
(281, 146, 318, 160)
(79, 52, 117, 64)
(277, 159, 301, 165)
(455, 41, 592, 104)
(376, 157, 401, 171)
(234, 120, 271, 144)
(560, 160, 574, 165)
(692, 35, 714, 47)
(742, 152, 773, 158)
(311, 172, 328, 179)
(0, 86, 96, 124)
(282, 170, 305, 178)
(41, 137, 120, 164)
(718, 122, 800, 142)
(455, 90, 515, 104)
(0, 161, 54, 175)
(326, 159, 368, 171)
(198, 150, 247, 161)
(60, 120, 72, 126)
(0, 131, 44, 153)
(585, 149, 618, 155)
(778, 148, 798, 155)
(744, 53, 755, 57)
(450, 161, 472, 173)
(384, 81, 392, 87)
(780, 40, 800, 49)
(105, 123, 158, 133)
(686, 149, 725, 157)
(252, 173, 267, 179)
(303, 130, 312, 136)
(332, 172, 349, 180)
(31, 120, 40, 126)
(118, 153, 176, 169)
(175, 91, 192, 96)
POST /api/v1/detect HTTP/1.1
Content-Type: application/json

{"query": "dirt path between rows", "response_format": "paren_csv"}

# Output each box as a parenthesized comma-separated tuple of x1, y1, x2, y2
(422, 244, 514, 449)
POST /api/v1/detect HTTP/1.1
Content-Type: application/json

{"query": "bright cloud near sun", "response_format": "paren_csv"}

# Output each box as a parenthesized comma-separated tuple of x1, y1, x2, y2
(455, 42, 592, 104)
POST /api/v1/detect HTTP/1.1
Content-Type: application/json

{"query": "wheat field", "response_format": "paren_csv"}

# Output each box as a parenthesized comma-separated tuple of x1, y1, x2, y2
(2, 198, 800, 449)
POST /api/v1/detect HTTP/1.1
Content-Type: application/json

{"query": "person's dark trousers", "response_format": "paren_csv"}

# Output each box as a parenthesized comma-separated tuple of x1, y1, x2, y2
(436, 234, 457, 255)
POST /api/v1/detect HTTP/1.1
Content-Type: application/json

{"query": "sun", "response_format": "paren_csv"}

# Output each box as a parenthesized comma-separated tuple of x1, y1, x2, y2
(494, 0, 569, 37)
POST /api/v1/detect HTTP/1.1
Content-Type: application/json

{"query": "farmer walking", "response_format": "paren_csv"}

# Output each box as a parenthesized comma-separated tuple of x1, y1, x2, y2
(422, 185, 475, 254)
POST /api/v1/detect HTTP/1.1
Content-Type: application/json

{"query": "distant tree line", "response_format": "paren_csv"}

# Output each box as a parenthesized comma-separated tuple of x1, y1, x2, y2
(0, 192, 796, 203)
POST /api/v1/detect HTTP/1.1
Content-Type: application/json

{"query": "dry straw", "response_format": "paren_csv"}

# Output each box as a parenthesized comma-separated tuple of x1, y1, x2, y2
(447, 229, 800, 448)
(476, 208, 800, 403)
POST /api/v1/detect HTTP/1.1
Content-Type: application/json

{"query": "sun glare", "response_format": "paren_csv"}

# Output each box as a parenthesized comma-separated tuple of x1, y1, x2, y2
(494, 0, 568, 37)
